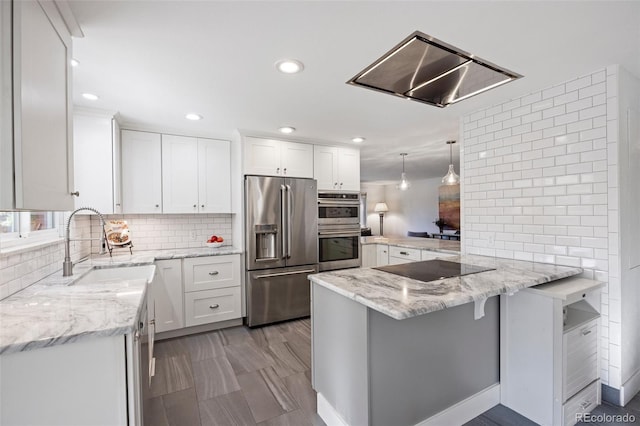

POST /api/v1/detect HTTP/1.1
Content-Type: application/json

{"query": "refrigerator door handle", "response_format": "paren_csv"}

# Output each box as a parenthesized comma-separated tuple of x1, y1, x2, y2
(254, 269, 316, 279)
(286, 184, 292, 259)
(280, 184, 287, 259)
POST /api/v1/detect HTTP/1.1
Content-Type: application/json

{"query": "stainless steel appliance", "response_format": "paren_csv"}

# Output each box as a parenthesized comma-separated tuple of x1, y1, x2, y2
(317, 191, 361, 271)
(318, 191, 360, 226)
(245, 175, 318, 327)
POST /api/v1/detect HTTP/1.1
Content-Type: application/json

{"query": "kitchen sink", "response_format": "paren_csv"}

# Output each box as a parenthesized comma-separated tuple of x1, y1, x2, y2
(72, 265, 156, 286)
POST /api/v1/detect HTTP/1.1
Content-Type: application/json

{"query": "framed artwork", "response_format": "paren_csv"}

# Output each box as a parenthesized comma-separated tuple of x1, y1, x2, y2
(438, 184, 460, 230)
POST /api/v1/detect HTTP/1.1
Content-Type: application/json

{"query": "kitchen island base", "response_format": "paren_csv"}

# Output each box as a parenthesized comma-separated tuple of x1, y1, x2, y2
(311, 283, 500, 426)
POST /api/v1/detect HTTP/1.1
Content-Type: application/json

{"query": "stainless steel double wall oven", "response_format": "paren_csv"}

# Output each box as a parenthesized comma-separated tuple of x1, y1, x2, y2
(317, 191, 361, 271)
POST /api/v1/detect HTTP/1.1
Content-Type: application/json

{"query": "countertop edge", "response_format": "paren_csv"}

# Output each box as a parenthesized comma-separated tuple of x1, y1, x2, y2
(309, 265, 583, 320)
(0, 248, 241, 355)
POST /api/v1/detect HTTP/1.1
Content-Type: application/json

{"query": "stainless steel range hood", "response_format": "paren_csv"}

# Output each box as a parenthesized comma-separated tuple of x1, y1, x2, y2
(347, 31, 522, 108)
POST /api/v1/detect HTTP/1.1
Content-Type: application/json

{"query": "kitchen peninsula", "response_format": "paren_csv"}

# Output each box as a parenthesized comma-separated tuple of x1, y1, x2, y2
(309, 255, 586, 426)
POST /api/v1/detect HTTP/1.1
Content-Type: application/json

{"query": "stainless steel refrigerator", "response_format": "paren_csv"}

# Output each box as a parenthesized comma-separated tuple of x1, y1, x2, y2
(245, 175, 318, 327)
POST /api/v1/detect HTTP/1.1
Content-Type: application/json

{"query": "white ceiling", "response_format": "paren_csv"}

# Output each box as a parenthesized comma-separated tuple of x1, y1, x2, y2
(68, 1, 640, 183)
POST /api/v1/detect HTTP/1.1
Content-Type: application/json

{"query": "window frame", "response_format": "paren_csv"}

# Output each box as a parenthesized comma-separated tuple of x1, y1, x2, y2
(0, 211, 64, 251)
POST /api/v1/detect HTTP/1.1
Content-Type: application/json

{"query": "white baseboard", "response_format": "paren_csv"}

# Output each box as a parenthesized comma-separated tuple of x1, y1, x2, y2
(317, 385, 500, 426)
(317, 393, 348, 426)
(416, 384, 501, 426)
(621, 368, 640, 406)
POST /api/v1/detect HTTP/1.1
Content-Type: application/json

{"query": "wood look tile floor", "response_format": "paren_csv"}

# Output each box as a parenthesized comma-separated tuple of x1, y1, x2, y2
(148, 318, 640, 426)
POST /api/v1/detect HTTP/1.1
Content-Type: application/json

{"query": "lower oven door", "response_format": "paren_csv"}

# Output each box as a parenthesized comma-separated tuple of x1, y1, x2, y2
(318, 230, 361, 271)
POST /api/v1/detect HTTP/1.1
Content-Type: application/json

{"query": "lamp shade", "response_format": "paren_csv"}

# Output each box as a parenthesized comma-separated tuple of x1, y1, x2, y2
(374, 202, 389, 213)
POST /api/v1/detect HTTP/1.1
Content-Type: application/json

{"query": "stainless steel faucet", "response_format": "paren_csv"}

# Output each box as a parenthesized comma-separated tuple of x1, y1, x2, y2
(63, 207, 107, 277)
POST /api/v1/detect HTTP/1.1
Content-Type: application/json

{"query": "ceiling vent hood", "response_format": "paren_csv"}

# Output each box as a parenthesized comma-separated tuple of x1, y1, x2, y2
(347, 31, 522, 108)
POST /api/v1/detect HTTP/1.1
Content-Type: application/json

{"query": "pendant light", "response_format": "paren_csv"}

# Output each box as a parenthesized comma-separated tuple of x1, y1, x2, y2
(442, 140, 460, 185)
(397, 153, 411, 191)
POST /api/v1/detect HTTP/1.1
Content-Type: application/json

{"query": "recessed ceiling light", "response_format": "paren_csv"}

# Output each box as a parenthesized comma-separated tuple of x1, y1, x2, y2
(352, 137, 365, 143)
(70, 58, 79, 67)
(276, 59, 304, 74)
(278, 126, 295, 134)
(185, 113, 203, 121)
(82, 93, 98, 101)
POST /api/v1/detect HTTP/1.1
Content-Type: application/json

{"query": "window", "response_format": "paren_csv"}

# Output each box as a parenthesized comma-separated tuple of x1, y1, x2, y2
(0, 211, 62, 249)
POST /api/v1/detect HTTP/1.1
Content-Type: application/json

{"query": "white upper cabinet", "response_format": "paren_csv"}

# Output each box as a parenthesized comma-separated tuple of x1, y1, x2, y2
(244, 137, 313, 178)
(1, 0, 74, 210)
(280, 141, 313, 178)
(73, 111, 120, 214)
(314, 146, 360, 191)
(162, 135, 199, 214)
(198, 138, 231, 213)
(121, 130, 162, 214)
(162, 135, 231, 214)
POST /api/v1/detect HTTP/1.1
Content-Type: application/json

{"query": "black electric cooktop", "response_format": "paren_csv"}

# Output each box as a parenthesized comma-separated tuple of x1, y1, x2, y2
(374, 259, 495, 283)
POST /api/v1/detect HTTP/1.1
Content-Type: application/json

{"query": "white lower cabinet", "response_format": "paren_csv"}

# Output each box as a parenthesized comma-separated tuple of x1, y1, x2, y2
(376, 244, 389, 266)
(388, 246, 421, 264)
(152, 254, 242, 337)
(500, 277, 604, 426)
(153, 259, 184, 333)
(361, 244, 377, 267)
(185, 287, 241, 327)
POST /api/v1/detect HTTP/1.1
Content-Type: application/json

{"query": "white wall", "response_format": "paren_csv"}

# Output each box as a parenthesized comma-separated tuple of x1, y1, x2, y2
(362, 178, 442, 237)
(460, 65, 636, 397)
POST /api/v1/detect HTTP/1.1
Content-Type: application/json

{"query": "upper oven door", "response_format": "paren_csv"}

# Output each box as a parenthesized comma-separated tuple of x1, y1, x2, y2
(318, 200, 360, 225)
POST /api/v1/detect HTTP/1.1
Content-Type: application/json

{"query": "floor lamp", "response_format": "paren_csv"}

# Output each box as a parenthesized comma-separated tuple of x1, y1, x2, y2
(374, 202, 389, 236)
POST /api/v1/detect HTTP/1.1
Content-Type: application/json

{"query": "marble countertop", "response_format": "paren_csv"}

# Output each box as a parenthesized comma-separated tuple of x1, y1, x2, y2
(0, 246, 242, 355)
(308, 254, 582, 320)
(361, 236, 460, 253)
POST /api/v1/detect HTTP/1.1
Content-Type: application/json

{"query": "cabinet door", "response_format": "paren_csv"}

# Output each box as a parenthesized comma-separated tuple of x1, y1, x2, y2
(162, 134, 199, 213)
(337, 148, 360, 191)
(281, 141, 313, 178)
(314, 145, 338, 190)
(244, 137, 281, 176)
(0, 2, 12, 208)
(361, 244, 377, 267)
(121, 130, 162, 213)
(153, 260, 184, 334)
(13, 0, 73, 210)
(376, 244, 389, 266)
(198, 138, 231, 213)
(73, 113, 114, 214)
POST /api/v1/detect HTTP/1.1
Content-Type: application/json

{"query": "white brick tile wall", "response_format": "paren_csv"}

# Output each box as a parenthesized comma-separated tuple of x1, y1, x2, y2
(0, 215, 91, 300)
(461, 67, 621, 387)
(88, 213, 234, 253)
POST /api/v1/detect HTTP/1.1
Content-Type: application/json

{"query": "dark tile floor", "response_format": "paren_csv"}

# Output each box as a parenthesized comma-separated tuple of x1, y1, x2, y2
(148, 319, 640, 426)
(146, 318, 324, 426)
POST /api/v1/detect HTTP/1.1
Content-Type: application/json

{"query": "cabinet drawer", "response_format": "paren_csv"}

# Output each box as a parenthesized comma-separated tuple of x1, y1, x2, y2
(183, 255, 240, 292)
(563, 319, 598, 401)
(562, 380, 599, 426)
(185, 287, 241, 327)
(388, 246, 421, 261)
(421, 250, 443, 261)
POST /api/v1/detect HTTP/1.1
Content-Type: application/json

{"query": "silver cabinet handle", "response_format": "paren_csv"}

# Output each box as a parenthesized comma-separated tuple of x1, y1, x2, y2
(209, 304, 220, 309)
(255, 269, 316, 279)
(283, 168, 287, 174)
(276, 167, 280, 174)
(134, 330, 140, 341)
(155, 204, 160, 208)
(201, 204, 204, 208)
(334, 182, 338, 187)
(580, 401, 592, 409)
(193, 204, 197, 208)
(70, 191, 80, 196)
(340, 183, 343, 187)
(208, 271, 219, 276)
(581, 329, 592, 336)
(400, 251, 409, 255)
